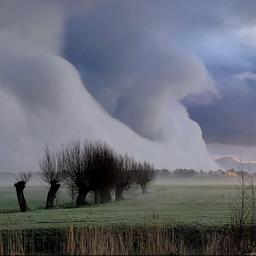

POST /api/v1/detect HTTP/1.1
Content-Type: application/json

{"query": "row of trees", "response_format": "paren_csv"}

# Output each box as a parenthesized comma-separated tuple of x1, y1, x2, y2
(14, 141, 155, 212)
(155, 169, 246, 178)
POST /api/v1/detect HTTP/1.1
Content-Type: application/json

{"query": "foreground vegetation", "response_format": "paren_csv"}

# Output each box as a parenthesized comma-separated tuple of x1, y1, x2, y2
(1, 222, 256, 255)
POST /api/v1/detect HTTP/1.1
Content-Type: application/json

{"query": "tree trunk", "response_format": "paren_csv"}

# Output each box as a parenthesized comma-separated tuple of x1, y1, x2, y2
(46, 181, 60, 209)
(100, 188, 111, 203)
(76, 188, 89, 207)
(140, 183, 147, 194)
(14, 181, 28, 212)
(115, 187, 124, 201)
(94, 190, 100, 204)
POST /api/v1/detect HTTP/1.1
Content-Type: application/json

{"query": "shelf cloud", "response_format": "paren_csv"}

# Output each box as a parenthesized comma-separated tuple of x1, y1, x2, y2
(0, 1, 218, 171)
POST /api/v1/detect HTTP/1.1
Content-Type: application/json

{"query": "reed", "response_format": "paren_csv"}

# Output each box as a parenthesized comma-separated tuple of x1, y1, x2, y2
(0, 226, 184, 255)
(65, 225, 185, 255)
(2, 225, 256, 255)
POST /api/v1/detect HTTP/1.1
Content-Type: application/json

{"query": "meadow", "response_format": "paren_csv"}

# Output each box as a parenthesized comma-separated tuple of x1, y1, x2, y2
(0, 178, 238, 230)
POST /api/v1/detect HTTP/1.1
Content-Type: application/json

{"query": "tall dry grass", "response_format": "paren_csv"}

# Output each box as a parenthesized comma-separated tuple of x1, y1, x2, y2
(202, 230, 256, 255)
(0, 229, 65, 255)
(0, 226, 185, 255)
(2, 225, 256, 255)
(0, 230, 25, 255)
(65, 226, 185, 255)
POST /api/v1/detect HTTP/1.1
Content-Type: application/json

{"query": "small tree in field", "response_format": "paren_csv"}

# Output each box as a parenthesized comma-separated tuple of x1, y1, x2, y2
(40, 147, 66, 209)
(230, 162, 256, 246)
(115, 154, 136, 201)
(14, 172, 31, 212)
(134, 162, 155, 194)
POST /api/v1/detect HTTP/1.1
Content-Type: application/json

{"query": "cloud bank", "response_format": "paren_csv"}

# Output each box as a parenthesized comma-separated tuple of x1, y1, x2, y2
(0, 0, 216, 171)
(187, 71, 256, 146)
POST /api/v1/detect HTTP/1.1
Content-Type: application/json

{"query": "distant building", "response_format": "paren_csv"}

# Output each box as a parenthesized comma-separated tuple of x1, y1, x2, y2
(225, 169, 238, 177)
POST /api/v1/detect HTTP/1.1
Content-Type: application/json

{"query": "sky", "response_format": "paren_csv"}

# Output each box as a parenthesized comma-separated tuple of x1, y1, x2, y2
(63, 0, 256, 160)
(0, 0, 255, 171)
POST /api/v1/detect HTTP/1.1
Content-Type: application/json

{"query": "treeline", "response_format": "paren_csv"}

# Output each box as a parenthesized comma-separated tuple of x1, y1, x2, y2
(14, 141, 155, 212)
(155, 168, 247, 178)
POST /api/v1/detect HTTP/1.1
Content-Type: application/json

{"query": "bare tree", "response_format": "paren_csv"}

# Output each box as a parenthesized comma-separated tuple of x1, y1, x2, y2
(115, 154, 136, 201)
(14, 172, 31, 212)
(42, 140, 155, 207)
(227, 161, 256, 253)
(40, 147, 66, 209)
(134, 162, 155, 194)
(229, 161, 256, 243)
(87, 142, 117, 204)
(67, 183, 78, 205)
(64, 141, 91, 207)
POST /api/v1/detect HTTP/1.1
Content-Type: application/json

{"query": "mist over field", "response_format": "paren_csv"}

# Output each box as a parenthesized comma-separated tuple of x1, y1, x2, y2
(0, 172, 42, 187)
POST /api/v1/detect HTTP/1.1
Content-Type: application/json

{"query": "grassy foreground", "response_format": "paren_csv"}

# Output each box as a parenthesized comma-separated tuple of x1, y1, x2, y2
(0, 180, 236, 230)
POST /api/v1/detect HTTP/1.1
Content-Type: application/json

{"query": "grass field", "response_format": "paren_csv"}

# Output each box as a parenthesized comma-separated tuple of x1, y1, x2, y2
(0, 179, 238, 230)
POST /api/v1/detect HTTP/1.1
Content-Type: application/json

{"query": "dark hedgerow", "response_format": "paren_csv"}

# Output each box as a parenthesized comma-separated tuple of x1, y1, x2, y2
(39, 140, 155, 207)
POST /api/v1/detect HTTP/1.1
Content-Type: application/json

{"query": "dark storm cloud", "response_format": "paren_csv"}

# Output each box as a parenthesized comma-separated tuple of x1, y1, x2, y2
(63, 0, 256, 146)
(1, 0, 256, 171)
(63, 0, 215, 140)
(0, 0, 218, 171)
(185, 73, 256, 145)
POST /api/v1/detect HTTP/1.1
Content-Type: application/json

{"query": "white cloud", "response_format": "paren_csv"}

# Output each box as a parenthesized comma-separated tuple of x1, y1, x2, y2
(234, 71, 256, 81)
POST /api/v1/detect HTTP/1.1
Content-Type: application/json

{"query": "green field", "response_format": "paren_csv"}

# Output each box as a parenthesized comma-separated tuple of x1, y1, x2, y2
(0, 180, 237, 230)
